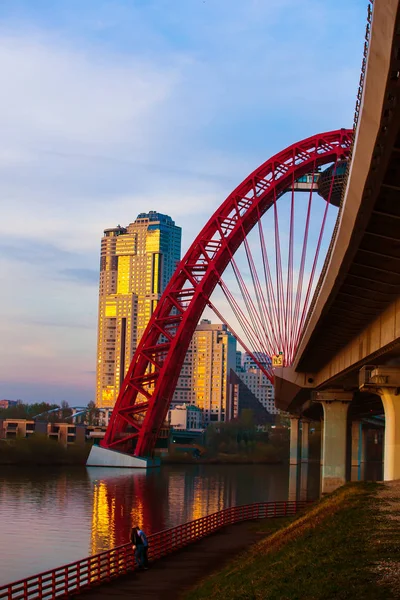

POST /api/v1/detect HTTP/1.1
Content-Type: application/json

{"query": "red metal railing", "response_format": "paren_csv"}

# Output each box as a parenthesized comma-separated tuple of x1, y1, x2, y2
(0, 500, 310, 600)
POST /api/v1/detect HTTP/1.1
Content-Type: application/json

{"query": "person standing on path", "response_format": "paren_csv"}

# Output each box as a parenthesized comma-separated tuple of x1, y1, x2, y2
(137, 527, 149, 568)
(131, 526, 147, 570)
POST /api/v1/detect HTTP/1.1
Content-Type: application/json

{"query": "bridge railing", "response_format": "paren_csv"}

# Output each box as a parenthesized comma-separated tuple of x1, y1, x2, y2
(0, 500, 310, 600)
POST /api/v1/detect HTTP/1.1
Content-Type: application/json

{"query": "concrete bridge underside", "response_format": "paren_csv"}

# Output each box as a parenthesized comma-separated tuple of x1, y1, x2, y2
(275, 0, 400, 492)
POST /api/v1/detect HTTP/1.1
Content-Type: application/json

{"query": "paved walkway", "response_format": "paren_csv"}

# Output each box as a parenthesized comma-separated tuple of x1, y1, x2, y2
(72, 521, 263, 600)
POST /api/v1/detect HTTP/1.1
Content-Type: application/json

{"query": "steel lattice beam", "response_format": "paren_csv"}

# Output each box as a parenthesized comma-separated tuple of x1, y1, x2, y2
(102, 129, 352, 457)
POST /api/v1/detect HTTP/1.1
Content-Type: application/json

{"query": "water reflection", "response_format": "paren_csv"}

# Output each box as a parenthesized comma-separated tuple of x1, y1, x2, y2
(0, 463, 291, 585)
(1, 459, 384, 586)
(289, 459, 383, 501)
(0, 468, 93, 585)
(87, 464, 290, 553)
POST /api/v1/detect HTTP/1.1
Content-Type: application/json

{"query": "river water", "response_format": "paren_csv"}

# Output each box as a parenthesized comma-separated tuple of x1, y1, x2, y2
(0, 459, 382, 586)
(0, 463, 300, 585)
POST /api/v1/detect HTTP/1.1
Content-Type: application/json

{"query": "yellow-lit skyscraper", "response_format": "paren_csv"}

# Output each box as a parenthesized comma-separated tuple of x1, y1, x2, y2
(172, 320, 237, 424)
(96, 211, 181, 408)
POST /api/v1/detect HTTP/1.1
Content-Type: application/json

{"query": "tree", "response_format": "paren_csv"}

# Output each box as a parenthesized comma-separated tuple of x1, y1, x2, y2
(60, 401, 72, 422)
(27, 403, 59, 419)
(86, 401, 99, 426)
(0, 400, 27, 419)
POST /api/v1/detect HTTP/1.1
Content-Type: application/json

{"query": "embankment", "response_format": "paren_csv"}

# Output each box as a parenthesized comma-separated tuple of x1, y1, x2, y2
(0, 435, 91, 465)
(184, 482, 400, 600)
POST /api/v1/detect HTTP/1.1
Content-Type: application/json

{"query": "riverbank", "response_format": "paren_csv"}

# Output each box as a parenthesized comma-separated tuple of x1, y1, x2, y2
(161, 454, 283, 465)
(184, 481, 400, 600)
(0, 436, 90, 465)
(0, 437, 286, 466)
(163, 439, 289, 464)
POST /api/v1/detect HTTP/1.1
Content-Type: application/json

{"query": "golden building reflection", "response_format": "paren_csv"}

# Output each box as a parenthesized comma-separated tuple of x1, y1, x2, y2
(89, 468, 149, 555)
(88, 464, 292, 557)
(91, 482, 116, 554)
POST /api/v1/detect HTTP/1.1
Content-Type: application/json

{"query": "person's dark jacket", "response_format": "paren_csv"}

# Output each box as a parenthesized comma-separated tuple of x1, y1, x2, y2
(131, 529, 144, 546)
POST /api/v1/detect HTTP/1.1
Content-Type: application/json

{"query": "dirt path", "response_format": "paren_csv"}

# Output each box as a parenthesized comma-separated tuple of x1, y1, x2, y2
(71, 521, 262, 600)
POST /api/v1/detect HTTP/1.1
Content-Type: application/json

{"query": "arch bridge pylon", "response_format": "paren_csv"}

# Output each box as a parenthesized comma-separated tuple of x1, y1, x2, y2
(87, 128, 352, 468)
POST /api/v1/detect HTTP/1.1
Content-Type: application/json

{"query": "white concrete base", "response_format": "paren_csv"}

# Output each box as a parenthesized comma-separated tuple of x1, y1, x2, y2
(86, 445, 161, 468)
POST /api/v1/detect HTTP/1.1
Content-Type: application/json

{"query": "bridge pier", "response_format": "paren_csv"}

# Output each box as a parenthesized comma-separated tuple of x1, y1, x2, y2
(315, 391, 352, 494)
(320, 422, 324, 466)
(300, 419, 311, 462)
(380, 388, 400, 481)
(289, 416, 300, 465)
(86, 445, 161, 468)
(350, 421, 366, 481)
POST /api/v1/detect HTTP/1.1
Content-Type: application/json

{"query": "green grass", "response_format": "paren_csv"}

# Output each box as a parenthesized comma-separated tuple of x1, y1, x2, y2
(249, 516, 296, 534)
(184, 482, 398, 600)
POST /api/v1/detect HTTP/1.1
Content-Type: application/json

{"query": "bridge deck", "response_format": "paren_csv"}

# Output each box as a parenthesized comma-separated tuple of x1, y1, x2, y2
(71, 521, 262, 600)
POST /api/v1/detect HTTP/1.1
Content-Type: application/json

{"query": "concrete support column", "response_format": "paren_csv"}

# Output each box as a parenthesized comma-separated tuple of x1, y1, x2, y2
(351, 420, 366, 482)
(300, 419, 310, 462)
(289, 416, 300, 465)
(351, 421, 362, 468)
(299, 462, 309, 501)
(380, 388, 400, 481)
(361, 427, 367, 464)
(288, 465, 298, 501)
(320, 421, 324, 466)
(315, 391, 352, 494)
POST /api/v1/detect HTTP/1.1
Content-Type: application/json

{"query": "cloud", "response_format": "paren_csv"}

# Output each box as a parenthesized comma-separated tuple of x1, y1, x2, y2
(60, 268, 99, 285)
(0, 32, 178, 149)
(21, 318, 95, 331)
(0, 237, 74, 264)
(0, 0, 367, 402)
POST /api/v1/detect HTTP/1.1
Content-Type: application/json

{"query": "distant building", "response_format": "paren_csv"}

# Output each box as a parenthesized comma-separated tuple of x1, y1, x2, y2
(229, 371, 274, 425)
(236, 351, 243, 372)
(172, 346, 194, 407)
(169, 404, 203, 430)
(0, 400, 18, 409)
(0, 419, 90, 446)
(96, 212, 181, 408)
(171, 320, 237, 424)
(243, 352, 271, 372)
(235, 368, 278, 415)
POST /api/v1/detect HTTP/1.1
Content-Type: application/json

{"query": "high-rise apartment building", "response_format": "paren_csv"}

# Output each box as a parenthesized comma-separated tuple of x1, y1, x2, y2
(235, 368, 278, 415)
(242, 352, 271, 372)
(172, 320, 237, 424)
(235, 351, 243, 372)
(96, 211, 181, 407)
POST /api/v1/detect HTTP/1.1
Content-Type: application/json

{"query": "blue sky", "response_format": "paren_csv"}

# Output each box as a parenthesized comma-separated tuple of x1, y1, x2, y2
(0, 0, 367, 403)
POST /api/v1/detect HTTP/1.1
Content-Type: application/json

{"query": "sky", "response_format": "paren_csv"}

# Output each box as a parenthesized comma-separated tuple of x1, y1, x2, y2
(0, 0, 367, 404)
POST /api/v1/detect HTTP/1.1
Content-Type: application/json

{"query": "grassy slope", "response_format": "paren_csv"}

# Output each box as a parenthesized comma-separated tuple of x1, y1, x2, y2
(184, 483, 396, 600)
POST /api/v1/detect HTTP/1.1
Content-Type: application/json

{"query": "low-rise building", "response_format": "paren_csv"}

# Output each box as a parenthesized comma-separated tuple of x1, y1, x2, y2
(0, 399, 18, 409)
(0, 419, 106, 446)
(170, 404, 203, 430)
(0, 419, 35, 439)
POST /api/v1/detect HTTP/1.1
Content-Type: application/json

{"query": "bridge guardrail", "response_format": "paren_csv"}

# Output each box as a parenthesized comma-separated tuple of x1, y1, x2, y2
(0, 499, 310, 600)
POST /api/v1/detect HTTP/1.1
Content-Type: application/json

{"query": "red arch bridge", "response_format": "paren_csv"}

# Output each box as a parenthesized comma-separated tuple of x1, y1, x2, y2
(87, 128, 353, 467)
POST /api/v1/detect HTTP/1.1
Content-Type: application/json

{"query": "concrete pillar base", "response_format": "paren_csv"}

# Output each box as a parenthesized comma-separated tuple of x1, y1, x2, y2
(288, 464, 299, 501)
(380, 388, 400, 481)
(315, 391, 352, 494)
(322, 476, 347, 494)
(301, 419, 311, 463)
(86, 445, 161, 468)
(289, 416, 300, 465)
(299, 462, 309, 501)
(320, 420, 324, 466)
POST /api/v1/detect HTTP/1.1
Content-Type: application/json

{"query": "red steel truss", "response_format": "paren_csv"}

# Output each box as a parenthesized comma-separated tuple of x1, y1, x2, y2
(103, 129, 352, 456)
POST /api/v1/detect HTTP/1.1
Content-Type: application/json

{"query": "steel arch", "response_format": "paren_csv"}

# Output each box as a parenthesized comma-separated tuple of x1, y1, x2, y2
(103, 129, 353, 456)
